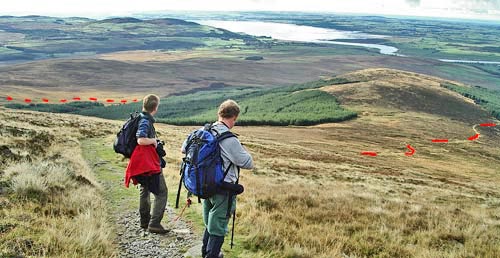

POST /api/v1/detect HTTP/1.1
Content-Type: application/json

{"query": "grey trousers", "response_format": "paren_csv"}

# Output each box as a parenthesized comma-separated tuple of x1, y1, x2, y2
(139, 173, 168, 227)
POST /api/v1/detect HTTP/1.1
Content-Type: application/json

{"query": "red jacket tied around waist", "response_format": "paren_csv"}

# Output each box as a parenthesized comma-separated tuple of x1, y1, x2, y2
(125, 145, 161, 187)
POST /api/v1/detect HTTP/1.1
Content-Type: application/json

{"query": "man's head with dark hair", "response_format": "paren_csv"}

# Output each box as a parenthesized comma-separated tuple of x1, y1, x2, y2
(143, 94, 160, 114)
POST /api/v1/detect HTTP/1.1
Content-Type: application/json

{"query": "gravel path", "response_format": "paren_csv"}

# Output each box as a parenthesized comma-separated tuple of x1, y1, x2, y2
(116, 206, 201, 258)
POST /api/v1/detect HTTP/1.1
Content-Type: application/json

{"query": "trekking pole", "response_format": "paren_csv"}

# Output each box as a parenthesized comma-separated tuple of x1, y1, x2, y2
(174, 198, 192, 222)
(175, 175, 183, 209)
(230, 208, 236, 249)
(231, 168, 241, 249)
(175, 162, 185, 209)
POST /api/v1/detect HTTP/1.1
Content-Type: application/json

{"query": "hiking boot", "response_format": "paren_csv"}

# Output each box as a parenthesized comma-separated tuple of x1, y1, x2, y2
(140, 222, 148, 229)
(204, 252, 223, 258)
(148, 224, 170, 234)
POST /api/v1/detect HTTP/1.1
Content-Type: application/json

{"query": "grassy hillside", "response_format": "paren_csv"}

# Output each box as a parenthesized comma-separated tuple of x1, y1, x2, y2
(6, 78, 359, 126)
(0, 108, 118, 257)
(2, 66, 500, 257)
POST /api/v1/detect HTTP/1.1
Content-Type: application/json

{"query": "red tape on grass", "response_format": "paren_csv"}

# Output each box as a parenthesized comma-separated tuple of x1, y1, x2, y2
(73, 97, 81, 101)
(468, 134, 480, 141)
(432, 139, 449, 143)
(60, 99, 67, 103)
(405, 144, 416, 156)
(106, 99, 114, 103)
(24, 98, 32, 103)
(480, 123, 496, 127)
(89, 97, 98, 101)
(133, 99, 138, 102)
(120, 99, 127, 103)
(42, 98, 49, 103)
(6, 96, 13, 101)
(361, 151, 378, 157)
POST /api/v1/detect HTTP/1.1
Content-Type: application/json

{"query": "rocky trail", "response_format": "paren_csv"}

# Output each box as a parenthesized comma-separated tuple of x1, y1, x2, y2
(116, 209, 201, 258)
(82, 138, 203, 258)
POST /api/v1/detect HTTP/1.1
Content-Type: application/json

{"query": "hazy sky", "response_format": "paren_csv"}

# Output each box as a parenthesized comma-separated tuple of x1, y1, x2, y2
(2, 0, 500, 21)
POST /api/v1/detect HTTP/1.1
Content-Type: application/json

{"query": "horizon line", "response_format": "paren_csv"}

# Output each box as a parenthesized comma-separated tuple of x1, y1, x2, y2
(1, 10, 499, 23)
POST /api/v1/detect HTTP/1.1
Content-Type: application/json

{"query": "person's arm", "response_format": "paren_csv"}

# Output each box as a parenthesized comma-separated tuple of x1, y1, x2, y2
(136, 118, 157, 147)
(220, 137, 254, 169)
(137, 138, 157, 146)
(181, 138, 188, 154)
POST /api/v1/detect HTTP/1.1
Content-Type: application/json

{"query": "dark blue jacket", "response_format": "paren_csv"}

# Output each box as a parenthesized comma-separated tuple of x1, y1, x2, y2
(136, 112, 156, 139)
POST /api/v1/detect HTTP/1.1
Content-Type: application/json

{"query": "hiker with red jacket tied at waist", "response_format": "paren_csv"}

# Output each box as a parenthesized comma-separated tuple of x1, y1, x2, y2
(125, 94, 169, 234)
(182, 100, 254, 258)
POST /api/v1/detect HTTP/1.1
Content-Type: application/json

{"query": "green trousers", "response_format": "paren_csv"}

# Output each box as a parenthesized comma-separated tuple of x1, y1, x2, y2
(203, 193, 236, 237)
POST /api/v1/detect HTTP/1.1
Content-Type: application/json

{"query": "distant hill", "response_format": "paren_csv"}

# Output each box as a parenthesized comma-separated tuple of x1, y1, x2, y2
(0, 15, 251, 62)
(322, 68, 500, 121)
(6, 68, 500, 126)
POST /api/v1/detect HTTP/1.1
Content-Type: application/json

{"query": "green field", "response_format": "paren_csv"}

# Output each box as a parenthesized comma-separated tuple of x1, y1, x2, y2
(5, 78, 358, 126)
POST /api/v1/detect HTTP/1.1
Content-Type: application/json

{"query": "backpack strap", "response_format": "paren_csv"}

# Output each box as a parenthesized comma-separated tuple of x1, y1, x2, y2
(216, 131, 237, 181)
(217, 131, 237, 141)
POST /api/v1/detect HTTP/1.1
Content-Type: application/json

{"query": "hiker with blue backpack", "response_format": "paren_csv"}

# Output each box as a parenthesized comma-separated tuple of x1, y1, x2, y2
(179, 99, 253, 258)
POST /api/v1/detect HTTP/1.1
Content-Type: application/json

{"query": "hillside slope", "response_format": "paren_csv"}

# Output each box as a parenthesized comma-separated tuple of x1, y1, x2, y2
(1, 69, 499, 257)
(228, 69, 500, 257)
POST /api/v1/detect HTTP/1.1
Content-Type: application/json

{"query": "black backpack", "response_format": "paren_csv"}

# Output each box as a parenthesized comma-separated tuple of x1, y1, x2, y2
(113, 112, 142, 158)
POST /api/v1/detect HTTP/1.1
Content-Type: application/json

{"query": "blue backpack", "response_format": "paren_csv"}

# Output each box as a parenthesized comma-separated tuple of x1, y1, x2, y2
(176, 124, 236, 206)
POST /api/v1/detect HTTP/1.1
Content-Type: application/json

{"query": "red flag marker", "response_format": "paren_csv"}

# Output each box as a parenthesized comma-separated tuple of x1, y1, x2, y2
(361, 151, 378, 157)
(120, 99, 127, 103)
(42, 98, 49, 103)
(73, 97, 81, 101)
(24, 98, 32, 103)
(405, 144, 416, 156)
(60, 99, 67, 103)
(89, 97, 98, 101)
(432, 139, 449, 143)
(468, 134, 480, 141)
(106, 99, 114, 103)
(6, 96, 13, 101)
(480, 123, 496, 127)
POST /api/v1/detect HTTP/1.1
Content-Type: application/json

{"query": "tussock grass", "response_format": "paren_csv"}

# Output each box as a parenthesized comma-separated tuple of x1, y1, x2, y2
(0, 108, 117, 257)
(237, 179, 500, 257)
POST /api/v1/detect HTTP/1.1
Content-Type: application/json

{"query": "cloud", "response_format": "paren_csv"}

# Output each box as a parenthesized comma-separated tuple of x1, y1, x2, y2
(406, 0, 421, 7)
(1, 0, 499, 20)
